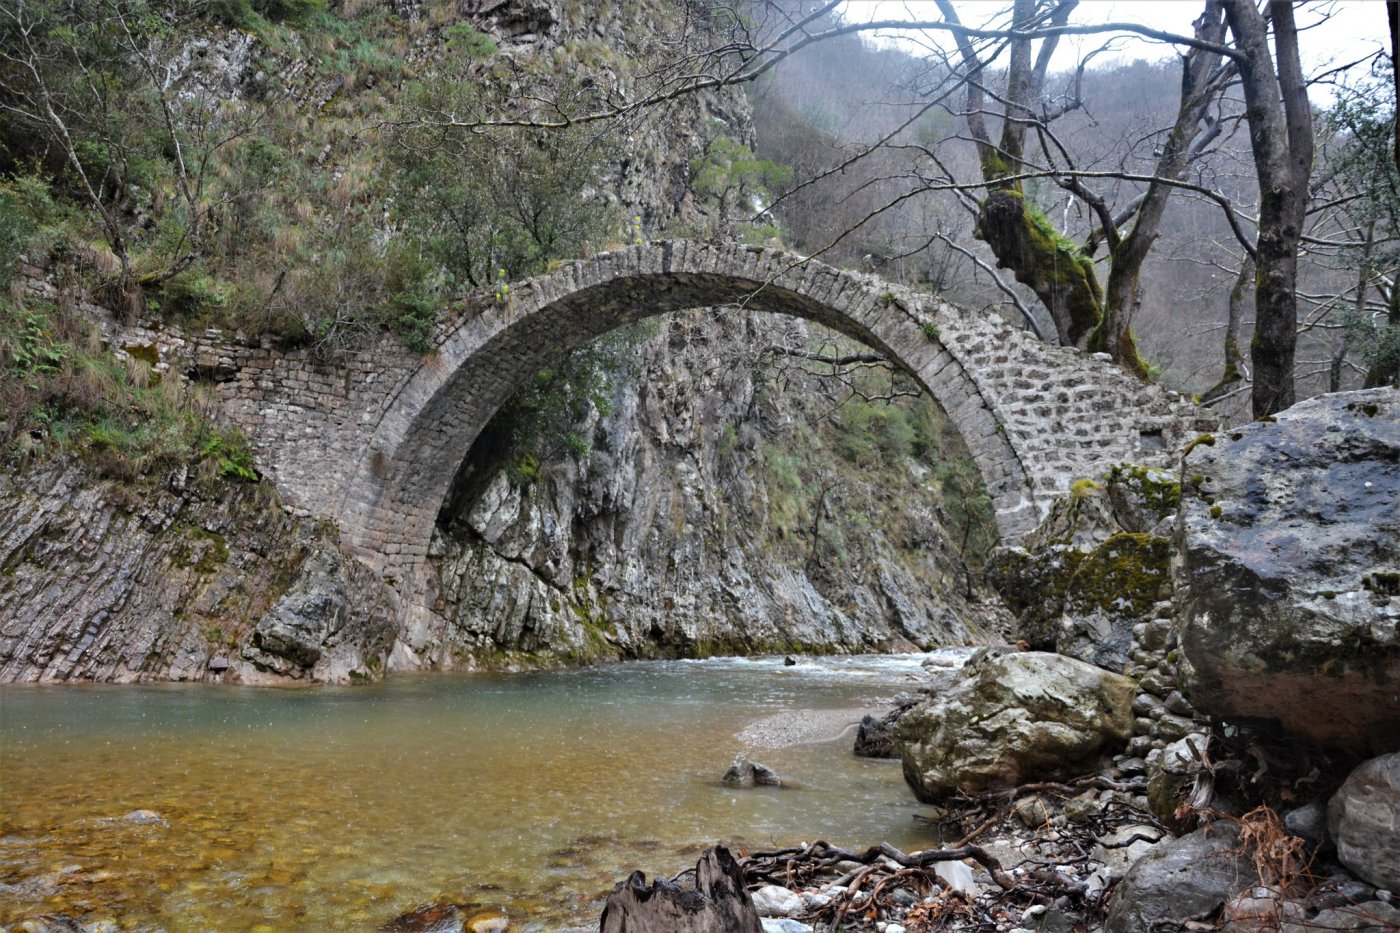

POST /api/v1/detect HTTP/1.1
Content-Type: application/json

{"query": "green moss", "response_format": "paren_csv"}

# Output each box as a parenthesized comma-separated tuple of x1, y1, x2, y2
(1363, 572, 1400, 597)
(169, 524, 230, 574)
(1108, 464, 1180, 518)
(1070, 478, 1102, 501)
(1184, 434, 1216, 457)
(122, 343, 160, 369)
(992, 531, 1172, 643)
(922, 322, 940, 341)
(1209, 505, 1223, 519)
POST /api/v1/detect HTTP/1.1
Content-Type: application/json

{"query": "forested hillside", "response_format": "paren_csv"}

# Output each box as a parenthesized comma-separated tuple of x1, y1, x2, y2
(740, 2, 1397, 422)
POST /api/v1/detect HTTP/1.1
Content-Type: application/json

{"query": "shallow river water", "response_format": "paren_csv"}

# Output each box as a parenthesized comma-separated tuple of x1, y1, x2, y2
(0, 653, 955, 931)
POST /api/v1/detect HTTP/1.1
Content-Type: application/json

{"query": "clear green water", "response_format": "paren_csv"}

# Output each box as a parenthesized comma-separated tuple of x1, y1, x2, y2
(0, 654, 947, 931)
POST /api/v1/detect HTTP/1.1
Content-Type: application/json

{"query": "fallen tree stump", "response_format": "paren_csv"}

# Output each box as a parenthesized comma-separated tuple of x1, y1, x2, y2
(599, 845, 762, 933)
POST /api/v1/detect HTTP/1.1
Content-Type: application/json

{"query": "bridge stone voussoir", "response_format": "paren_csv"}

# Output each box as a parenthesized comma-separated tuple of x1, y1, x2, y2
(768, 255, 809, 296)
(731, 245, 757, 283)
(670, 239, 695, 276)
(823, 274, 856, 319)
(688, 241, 712, 274)
(642, 243, 665, 276)
(917, 350, 955, 383)
(576, 251, 607, 289)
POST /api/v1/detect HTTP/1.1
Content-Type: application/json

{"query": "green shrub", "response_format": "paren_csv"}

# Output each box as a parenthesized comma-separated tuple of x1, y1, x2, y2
(444, 23, 498, 60)
(199, 430, 260, 482)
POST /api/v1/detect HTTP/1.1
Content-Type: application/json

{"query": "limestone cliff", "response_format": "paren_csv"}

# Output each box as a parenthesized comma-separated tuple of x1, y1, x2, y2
(0, 0, 1009, 682)
(0, 462, 395, 683)
(401, 0, 1009, 669)
(416, 307, 1008, 669)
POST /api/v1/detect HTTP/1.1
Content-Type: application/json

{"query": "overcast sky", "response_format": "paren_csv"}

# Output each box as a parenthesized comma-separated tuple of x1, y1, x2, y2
(835, 1, 1388, 96)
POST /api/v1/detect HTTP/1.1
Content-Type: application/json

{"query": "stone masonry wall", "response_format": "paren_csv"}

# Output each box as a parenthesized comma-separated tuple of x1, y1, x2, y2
(51, 242, 1212, 616)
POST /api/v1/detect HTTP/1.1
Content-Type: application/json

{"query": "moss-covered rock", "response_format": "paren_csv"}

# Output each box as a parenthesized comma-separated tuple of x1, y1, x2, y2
(987, 466, 1175, 672)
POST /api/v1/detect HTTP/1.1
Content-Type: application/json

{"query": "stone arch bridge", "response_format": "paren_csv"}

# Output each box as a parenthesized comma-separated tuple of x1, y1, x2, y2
(165, 241, 1207, 600)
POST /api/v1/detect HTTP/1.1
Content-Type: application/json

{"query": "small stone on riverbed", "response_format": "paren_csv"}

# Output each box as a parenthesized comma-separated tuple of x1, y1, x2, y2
(121, 809, 167, 826)
(761, 920, 814, 933)
(723, 753, 783, 787)
(466, 912, 510, 933)
(751, 884, 804, 917)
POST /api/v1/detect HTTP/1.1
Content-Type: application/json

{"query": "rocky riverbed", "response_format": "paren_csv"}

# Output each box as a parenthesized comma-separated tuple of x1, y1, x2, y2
(600, 388, 1400, 933)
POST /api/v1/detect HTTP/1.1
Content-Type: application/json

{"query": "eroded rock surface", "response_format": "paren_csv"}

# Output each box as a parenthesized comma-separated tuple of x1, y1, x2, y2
(1177, 387, 1400, 753)
(0, 463, 395, 684)
(894, 649, 1135, 800)
(1328, 752, 1400, 892)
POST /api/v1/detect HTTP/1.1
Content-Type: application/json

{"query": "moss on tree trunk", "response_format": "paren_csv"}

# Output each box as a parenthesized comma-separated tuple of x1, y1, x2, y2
(975, 190, 1104, 348)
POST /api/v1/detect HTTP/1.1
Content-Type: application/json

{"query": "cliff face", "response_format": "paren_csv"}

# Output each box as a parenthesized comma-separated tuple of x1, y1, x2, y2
(0, 0, 1008, 683)
(395, 0, 1009, 669)
(415, 307, 1008, 669)
(0, 462, 395, 684)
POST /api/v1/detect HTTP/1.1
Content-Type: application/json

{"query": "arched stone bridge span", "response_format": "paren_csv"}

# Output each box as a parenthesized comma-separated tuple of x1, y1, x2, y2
(322, 241, 1206, 586)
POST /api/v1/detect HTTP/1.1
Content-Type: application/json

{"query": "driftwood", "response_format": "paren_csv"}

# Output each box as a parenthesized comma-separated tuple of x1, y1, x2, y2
(599, 845, 762, 933)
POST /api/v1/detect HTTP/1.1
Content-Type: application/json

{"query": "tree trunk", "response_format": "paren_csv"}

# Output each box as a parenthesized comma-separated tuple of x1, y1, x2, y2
(1100, 1, 1226, 371)
(1390, 0, 1399, 171)
(976, 191, 1104, 346)
(599, 845, 762, 933)
(1222, 0, 1313, 418)
(1201, 255, 1253, 405)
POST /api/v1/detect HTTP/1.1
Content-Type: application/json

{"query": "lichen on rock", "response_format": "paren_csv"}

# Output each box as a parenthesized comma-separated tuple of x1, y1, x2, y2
(1176, 387, 1400, 753)
(894, 649, 1135, 801)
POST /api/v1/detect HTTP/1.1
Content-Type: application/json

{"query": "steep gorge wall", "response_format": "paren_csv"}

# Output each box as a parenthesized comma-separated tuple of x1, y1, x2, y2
(301, 0, 1018, 668)
(0, 0, 1012, 682)
(417, 308, 1005, 669)
(0, 461, 395, 684)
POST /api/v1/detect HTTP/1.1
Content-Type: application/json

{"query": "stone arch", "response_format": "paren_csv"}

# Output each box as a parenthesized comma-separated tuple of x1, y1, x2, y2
(335, 241, 1200, 592)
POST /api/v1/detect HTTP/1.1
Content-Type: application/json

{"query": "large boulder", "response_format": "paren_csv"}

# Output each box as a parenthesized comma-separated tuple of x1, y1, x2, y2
(1177, 388, 1400, 754)
(894, 649, 1135, 801)
(1103, 823, 1258, 933)
(1328, 752, 1400, 891)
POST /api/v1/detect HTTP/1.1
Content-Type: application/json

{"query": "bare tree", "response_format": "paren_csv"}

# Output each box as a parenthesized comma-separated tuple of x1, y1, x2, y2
(935, 0, 1231, 373)
(1219, 0, 1314, 416)
(399, 0, 1377, 409)
(0, 0, 252, 308)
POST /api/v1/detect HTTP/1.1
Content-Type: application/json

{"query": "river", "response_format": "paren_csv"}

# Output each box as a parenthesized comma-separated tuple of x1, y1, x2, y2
(0, 653, 959, 930)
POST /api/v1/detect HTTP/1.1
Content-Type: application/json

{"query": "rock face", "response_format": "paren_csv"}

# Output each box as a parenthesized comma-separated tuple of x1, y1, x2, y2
(1103, 823, 1258, 933)
(421, 306, 1007, 669)
(986, 464, 1179, 673)
(0, 1, 1009, 682)
(0, 463, 395, 684)
(894, 649, 1135, 801)
(1177, 388, 1400, 753)
(1328, 752, 1400, 891)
